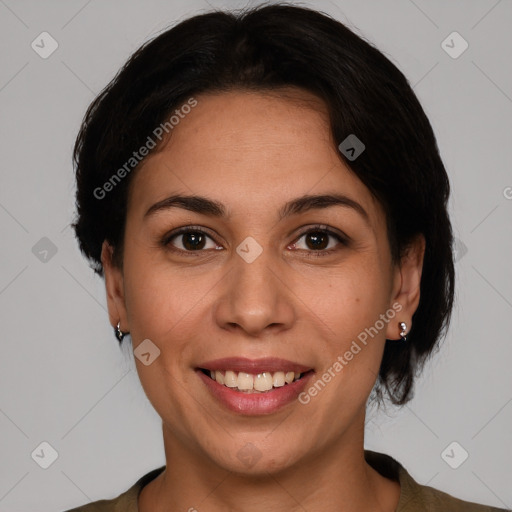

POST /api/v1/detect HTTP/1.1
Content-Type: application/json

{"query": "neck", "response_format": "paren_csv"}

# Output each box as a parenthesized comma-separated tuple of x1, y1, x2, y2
(139, 413, 400, 512)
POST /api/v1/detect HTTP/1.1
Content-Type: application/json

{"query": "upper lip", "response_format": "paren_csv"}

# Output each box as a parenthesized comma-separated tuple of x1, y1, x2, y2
(197, 357, 313, 374)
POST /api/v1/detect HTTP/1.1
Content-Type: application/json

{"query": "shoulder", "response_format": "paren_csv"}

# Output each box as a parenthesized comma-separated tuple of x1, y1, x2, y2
(63, 494, 125, 512)
(62, 466, 166, 512)
(364, 450, 509, 512)
(401, 481, 509, 512)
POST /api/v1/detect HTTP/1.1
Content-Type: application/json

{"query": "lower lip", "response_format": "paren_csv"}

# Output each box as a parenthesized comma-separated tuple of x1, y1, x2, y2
(197, 370, 314, 415)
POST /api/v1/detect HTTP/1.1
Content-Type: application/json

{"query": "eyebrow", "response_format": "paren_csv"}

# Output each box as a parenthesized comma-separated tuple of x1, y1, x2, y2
(144, 193, 369, 223)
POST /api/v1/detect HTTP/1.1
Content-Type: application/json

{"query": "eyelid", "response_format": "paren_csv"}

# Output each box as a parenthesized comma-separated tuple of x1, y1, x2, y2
(162, 223, 350, 254)
(292, 224, 349, 243)
(161, 225, 220, 248)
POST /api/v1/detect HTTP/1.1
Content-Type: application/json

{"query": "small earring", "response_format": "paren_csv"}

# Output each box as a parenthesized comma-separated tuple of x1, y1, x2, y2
(399, 321, 407, 342)
(114, 322, 129, 342)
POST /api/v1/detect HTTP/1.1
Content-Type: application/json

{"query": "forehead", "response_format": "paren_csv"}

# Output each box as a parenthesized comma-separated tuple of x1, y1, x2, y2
(128, 89, 382, 228)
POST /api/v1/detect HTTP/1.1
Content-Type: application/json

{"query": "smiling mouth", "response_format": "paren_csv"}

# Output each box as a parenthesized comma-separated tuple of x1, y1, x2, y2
(199, 369, 312, 393)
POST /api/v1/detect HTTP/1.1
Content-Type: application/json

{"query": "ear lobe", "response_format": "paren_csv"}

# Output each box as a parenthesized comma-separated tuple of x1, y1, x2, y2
(385, 234, 426, 340)
(101, 240, 129, 331)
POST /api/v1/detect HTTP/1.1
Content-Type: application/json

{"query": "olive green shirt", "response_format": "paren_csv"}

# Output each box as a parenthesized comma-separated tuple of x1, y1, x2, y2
(64, 450, 509, 511)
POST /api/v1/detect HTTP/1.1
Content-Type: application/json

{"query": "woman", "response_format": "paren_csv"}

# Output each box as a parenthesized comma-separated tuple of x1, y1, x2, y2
(65, 4, 507, 511)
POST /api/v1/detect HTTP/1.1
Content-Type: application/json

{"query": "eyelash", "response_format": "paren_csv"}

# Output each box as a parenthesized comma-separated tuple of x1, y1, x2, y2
(161, 224, 349, 258)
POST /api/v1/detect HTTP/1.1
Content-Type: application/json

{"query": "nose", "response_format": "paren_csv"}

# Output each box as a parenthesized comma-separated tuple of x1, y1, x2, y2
(213, 245, 296, 337)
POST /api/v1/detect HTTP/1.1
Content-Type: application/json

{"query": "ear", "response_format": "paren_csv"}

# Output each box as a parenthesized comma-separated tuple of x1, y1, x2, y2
(385, 234, 425, 340)
(101, 240, 129, 332)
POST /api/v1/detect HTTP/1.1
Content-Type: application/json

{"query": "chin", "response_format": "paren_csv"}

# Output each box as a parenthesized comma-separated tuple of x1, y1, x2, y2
(201, 436, 307, 477)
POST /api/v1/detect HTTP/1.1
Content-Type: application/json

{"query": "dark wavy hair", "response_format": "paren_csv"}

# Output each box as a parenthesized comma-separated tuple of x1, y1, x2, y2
(72, 3, 455, 406)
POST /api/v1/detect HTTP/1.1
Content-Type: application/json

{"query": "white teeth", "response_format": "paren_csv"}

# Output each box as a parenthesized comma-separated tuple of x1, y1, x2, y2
(254, 372, 273, 392)
(237, 372, 254, 390)
(224, 370, 238, 387)
(285, 371, 295, 384)
(207, 369, 304, 392)
(272, 371, 285, 387)
(215, 370, 225, 385)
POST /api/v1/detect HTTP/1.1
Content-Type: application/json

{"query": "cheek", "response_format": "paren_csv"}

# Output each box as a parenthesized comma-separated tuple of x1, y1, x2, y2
(121, 259, 207, 421)
(123, 251, 211, 338)
(299, 255, 391, 408)
(301, 257, 390, 338)
(121, 269, 185, 393)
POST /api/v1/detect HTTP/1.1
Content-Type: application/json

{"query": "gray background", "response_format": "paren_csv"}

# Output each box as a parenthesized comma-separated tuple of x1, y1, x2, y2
(0, 0, 511, 510)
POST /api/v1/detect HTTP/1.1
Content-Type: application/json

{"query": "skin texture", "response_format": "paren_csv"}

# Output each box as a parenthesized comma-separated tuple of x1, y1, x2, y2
(101, 89, 425, 512)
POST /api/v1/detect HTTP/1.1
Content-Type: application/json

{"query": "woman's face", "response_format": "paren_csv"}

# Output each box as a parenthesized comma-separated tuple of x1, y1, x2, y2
(103, 89, 422, 474)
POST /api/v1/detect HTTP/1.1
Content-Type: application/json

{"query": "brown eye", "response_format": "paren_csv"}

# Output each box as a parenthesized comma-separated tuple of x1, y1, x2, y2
(304, 231, 330, 250)
(290, 226, 348, 256)
(181, 232, 207, 250)
(164, 228, 218, 253)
